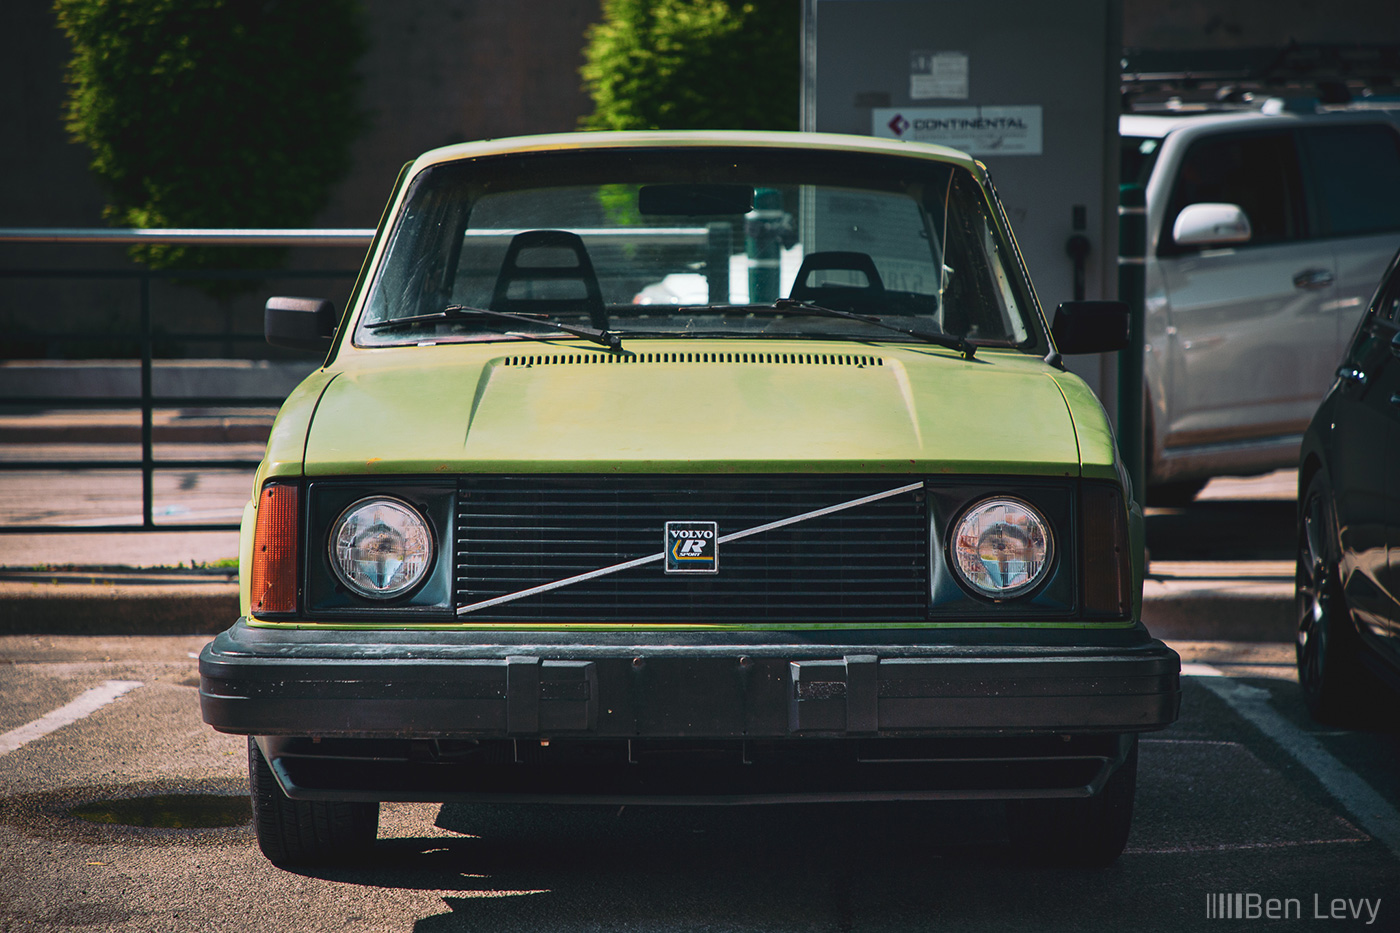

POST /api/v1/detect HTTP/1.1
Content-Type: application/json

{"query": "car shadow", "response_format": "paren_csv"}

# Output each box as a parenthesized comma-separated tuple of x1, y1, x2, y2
(1146, 498, 1296, 561)
(288, 799, 1009, 891)
(280, 799, 1132, 931)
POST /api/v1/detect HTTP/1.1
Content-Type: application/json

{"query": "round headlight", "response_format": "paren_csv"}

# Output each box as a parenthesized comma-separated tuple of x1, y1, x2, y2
(950, 497, 1053, 599)
(329, 496, 434, 599)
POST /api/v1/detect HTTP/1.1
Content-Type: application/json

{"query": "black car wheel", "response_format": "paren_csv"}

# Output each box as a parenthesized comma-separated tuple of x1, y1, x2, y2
(1295, 475, 1369, 723)
(1005, 735, 1137, 867)
(248, 737, 378, 866)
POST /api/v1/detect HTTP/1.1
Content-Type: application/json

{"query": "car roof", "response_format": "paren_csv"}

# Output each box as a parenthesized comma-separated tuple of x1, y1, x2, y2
(408, 130, 982, 175)
(1121, 107, 1400, 139)
(1121, 110, 1299, 138)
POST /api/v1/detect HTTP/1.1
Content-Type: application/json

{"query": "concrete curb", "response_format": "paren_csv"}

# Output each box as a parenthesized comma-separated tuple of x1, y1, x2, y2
(0, 580, 237, 636)
(1141, 586, 1294, 643)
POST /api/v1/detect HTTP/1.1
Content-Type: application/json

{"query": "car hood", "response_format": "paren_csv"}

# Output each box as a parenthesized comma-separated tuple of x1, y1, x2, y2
(301, 342, 1101, 476)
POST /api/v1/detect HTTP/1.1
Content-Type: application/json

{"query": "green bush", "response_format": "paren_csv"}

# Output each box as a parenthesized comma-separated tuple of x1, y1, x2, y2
(54, 0, 367, 293)
(581, 0, 800, 131)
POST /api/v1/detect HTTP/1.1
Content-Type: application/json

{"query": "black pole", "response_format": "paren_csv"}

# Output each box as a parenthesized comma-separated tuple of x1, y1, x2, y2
(140, 273, 155, 528)
(746, 188, 783, 303)
(1116, 185, 1147, 509)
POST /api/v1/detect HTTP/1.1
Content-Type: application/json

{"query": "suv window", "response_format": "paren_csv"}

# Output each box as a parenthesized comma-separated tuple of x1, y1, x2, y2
(1163, 131, 1305, 251)
(1300, 124, 1400, 238)
(1343, 260, 1400, 369)
(1120, 135, 1161, 189)
(1378, 264, 1400, 324)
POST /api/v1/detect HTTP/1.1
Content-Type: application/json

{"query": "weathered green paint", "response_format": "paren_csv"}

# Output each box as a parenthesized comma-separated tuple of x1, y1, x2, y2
(237, 500, 255, 620)
(299, 342, 1092, 477)
(259, 369, 337, 481)
(1050, 369, 1122, 482)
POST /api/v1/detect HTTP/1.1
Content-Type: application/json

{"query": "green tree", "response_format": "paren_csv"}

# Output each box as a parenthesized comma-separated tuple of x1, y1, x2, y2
(54, 0, 367, 293)
(581, 0, 800, 131)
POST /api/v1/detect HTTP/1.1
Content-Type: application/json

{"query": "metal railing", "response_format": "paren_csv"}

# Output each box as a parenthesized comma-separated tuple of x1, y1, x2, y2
(0, 228, 374, 533)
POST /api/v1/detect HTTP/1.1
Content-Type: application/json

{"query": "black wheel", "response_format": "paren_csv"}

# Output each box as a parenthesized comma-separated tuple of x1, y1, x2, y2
(1005, 736, 1137, 867)
(1295, 475, 1370, 723)
(248, 737, 378, 866)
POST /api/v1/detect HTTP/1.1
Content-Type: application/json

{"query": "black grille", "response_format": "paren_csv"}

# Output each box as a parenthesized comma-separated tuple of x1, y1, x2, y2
(455, 476, 928, 623)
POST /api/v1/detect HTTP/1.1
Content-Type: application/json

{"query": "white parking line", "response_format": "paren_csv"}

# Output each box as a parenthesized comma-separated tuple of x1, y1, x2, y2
(1189, 666, 1400, 861)
(0, 680, 143, 756)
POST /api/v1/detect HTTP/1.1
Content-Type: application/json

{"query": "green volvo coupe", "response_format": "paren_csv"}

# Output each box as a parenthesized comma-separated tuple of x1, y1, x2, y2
(199, 131, 1180, 867)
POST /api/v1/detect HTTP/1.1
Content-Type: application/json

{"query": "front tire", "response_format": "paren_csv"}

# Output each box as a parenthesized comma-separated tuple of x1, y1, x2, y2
(248, 737, 378, 866)
(1005, 736, 1137, 867)
(1295, 476, 1370, 723)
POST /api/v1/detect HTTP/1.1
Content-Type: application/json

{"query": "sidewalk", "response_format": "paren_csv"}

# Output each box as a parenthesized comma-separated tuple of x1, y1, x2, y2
(1140, 560, 1293, 642)
(0, 407, 274, 445)
(0, 566, 237, 635)
(0, 358, 315, 445)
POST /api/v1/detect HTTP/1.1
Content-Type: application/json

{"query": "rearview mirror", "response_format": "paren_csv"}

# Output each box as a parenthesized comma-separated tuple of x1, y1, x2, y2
(638, 184, 755, 216)
(1050, 300, 1129, 354)
(265, 296, 336, 352)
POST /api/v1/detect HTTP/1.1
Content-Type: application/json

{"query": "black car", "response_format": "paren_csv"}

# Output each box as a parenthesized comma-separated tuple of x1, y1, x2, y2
(1297, 247, 1400, 720)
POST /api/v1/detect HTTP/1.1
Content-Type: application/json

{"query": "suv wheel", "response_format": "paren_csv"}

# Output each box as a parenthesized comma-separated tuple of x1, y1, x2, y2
(248, 737, 378, 866)
(1005, 736, 1136, 867)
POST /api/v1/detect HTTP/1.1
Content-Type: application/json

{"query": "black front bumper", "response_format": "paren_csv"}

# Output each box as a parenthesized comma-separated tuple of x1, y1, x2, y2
(200, 620, 1180, 740)
(203, 621, 1178, 804)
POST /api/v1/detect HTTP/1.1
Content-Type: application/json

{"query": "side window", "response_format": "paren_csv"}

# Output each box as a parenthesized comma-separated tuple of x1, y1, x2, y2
(1162, 131, 1304, 252)
(1345, 264, 1400, 368)
(1300, 124, 1400, 238)
(1377, 267, 1400, 324)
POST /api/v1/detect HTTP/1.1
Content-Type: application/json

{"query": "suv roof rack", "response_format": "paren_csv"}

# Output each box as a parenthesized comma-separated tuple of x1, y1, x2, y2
(1122, 43, 1400, 114)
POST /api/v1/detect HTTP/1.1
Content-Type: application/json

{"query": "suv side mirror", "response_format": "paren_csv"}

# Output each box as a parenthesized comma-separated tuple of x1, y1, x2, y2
(265, 296, 336, 352)
(1051, 300, 1129, 354)
(1172, 202, 1252, 247)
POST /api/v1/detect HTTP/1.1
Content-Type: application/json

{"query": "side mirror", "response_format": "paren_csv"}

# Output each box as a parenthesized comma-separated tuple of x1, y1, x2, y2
(265, 296, 336, 352)
(1172, 202, 1252, 247)
(1051, 300, 1129, 355)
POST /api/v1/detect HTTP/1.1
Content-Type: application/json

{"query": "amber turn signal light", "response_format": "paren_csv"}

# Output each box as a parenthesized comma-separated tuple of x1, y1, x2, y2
(249, 482, 299, 615)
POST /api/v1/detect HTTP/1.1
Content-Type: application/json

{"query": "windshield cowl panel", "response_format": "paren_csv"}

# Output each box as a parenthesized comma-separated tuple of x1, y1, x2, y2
(351, 143, 1047, 357)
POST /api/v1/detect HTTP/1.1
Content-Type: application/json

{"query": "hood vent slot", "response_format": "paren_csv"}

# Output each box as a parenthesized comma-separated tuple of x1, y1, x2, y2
(501, 351, 883, 368)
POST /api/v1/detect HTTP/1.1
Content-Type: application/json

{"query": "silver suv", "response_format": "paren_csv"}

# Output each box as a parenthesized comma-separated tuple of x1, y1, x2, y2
(1120, 107, 1400, 503)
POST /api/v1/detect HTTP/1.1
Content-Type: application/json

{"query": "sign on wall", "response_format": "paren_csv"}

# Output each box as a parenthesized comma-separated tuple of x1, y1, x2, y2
(909, 50, 969, 99)
(872, 105, 1044, 155)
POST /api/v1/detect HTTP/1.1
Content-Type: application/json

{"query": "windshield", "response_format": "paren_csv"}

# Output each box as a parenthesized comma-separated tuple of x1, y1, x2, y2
(356, 146, 1040, 350)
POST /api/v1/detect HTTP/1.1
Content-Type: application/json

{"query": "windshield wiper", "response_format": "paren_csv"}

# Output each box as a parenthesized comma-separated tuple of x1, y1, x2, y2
(365, 304, 624, 351)
(769, 299, 974, 359)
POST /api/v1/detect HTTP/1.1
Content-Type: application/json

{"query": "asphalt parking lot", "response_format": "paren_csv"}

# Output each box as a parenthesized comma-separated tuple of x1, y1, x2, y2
(1, 635, 1397, 932)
